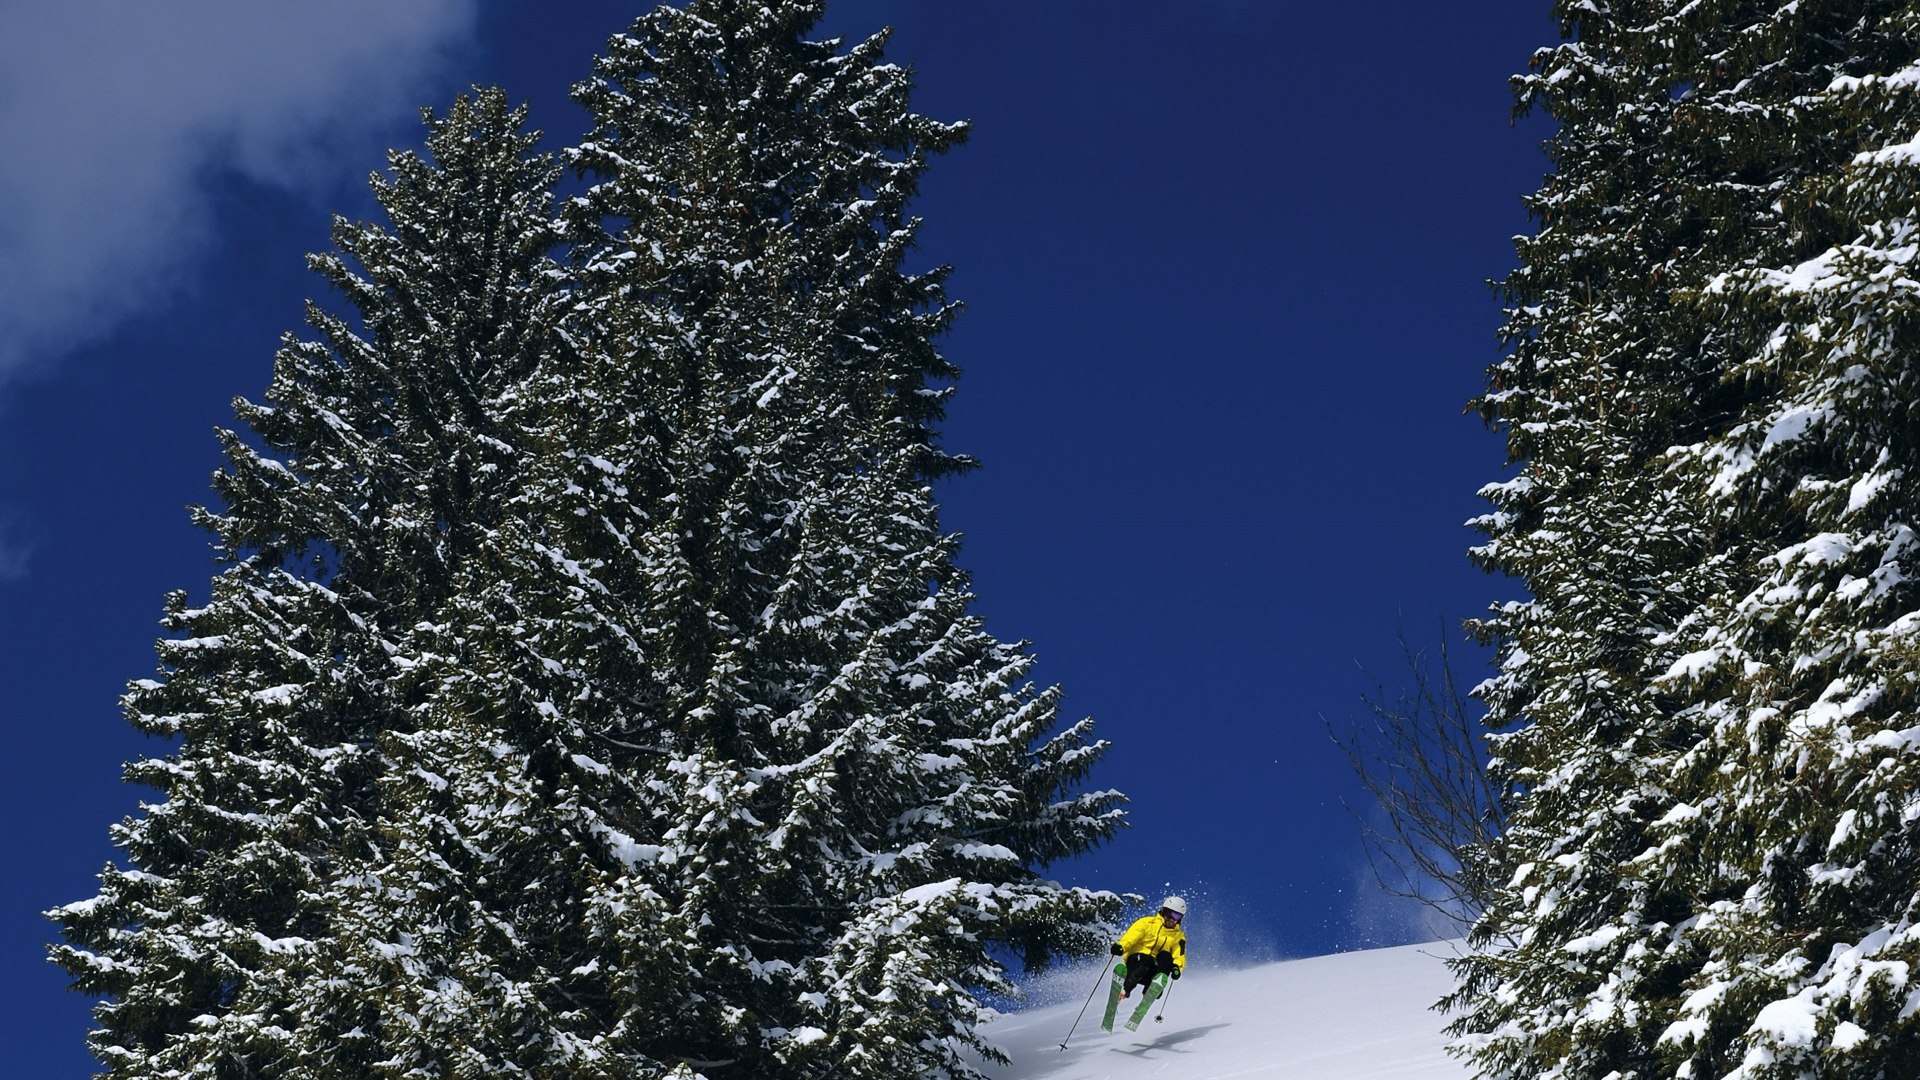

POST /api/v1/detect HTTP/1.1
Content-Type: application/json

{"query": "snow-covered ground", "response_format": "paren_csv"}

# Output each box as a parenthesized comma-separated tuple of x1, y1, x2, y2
(977, 942, 1467, 1080)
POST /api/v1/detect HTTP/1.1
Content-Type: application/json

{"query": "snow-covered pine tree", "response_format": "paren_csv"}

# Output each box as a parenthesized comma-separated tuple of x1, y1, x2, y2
(1453, 4, 1920, 1079)
(47, 89, 607, 1078)
(54, 4, 1123, 1078)
(546, 3, 1125, 1076)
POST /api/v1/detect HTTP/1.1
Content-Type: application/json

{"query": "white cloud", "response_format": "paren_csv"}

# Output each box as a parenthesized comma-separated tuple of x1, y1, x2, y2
(0, 0, 479, 384)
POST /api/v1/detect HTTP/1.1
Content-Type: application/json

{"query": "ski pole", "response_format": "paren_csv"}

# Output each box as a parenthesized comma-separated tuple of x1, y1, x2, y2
(1153, 975, 1175, 1024)
(1057, 961, 1111, 1050)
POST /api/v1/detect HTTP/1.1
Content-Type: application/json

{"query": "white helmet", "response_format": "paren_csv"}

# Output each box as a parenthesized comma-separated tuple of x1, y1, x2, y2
(1161, 895, 1188, 917)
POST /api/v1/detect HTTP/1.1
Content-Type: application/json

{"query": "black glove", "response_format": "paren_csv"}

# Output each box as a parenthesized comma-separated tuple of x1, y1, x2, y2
(1109, 944, 1123, 957)
(1171, 968, 1181, 980)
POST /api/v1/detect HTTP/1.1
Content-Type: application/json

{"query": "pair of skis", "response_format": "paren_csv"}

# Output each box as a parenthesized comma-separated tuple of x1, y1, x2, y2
(1058, 962, 1174, 1050)
(1100, 965, 1170, 1032)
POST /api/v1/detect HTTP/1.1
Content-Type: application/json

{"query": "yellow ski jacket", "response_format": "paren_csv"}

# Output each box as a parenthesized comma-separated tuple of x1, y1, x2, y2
(1116, 913, 1187, 972)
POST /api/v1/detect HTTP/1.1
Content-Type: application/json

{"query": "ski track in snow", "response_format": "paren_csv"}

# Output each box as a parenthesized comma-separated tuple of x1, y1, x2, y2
(976, 942, 1467, 1080)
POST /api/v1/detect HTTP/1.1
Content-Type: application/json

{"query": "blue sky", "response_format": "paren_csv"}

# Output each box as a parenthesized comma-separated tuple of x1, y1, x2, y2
(0, 3, 1550, 1074)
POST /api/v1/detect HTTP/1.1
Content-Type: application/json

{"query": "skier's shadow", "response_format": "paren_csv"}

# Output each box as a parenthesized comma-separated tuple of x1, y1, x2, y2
(1111, 1022, 1230, 1057)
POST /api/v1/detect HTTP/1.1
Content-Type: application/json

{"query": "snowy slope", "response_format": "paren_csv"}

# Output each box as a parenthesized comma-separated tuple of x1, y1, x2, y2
(978, 943, 1466, 1080)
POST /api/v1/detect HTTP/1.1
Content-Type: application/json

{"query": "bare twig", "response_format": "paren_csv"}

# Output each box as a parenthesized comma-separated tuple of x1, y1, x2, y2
(1328, 623, 1506, 930)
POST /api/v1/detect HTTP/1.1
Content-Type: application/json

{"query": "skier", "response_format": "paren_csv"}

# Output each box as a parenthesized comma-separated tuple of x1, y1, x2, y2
(1100, 895, 1187, 1032)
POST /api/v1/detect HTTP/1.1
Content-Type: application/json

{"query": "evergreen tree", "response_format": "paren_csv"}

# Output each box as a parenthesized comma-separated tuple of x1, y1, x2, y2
(52, 4, 1124, 1078)
(49, 89, 593, 1078)
(549, 3, 1124, 1075)
(1454, 4, 1920, 1079)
